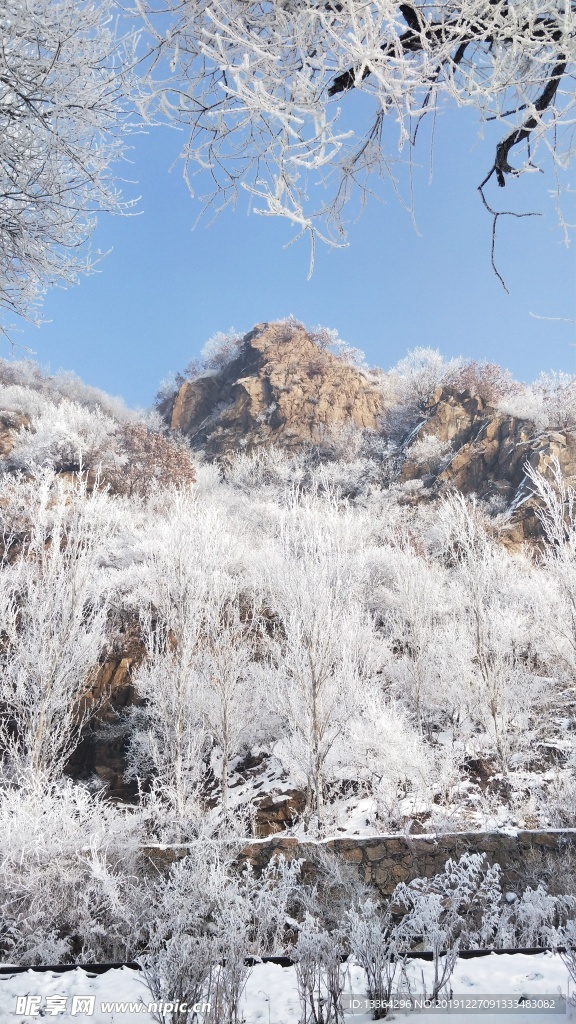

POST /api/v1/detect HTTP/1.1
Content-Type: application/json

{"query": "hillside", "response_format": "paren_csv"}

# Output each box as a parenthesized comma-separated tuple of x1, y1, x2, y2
(1, 327, 576, 971)
(0, 326, 576, 839)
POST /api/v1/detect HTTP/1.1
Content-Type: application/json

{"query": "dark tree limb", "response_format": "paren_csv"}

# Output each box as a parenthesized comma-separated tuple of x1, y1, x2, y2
(328, 3, 568, 190)
(492, 58, 567, 185)
(477, 182, 542, 292)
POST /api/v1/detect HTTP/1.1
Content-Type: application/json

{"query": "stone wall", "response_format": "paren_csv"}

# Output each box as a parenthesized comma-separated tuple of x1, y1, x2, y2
(238, 829, 576, 896)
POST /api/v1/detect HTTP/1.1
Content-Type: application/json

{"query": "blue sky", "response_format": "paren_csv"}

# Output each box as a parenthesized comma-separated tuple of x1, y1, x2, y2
(7, 104, 576, 409)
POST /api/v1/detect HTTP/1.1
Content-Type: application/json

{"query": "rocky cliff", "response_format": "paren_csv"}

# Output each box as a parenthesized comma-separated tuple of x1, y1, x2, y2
(401, 386, 576, 545)
(161, 323, 576, 547)
(159, 322, 385, 456)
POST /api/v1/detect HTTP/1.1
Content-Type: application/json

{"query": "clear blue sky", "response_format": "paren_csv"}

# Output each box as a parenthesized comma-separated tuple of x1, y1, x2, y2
(7, 105, 576, 409)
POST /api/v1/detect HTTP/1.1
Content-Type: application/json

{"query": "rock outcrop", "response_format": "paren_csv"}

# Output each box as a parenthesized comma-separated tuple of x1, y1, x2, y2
(0, 411, 29, 459)
(161, 326, 576, 549)
(401, 386, 576, 545)
(160, 322, 385, 456)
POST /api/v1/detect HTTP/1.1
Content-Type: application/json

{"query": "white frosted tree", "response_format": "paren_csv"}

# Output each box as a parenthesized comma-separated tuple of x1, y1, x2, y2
(390, 349, 463, 413)
(377, 544, 458, 735)
(126, 491, 256, 838)
(264, 492, 380, 834)
(0, 0, 137, 331)
(0, 472, 113, 782)
(197, 595, 262, 819)
(435, 493, 542, 774)
(526, 458, 576, 680)
(125, 623, 211, 843)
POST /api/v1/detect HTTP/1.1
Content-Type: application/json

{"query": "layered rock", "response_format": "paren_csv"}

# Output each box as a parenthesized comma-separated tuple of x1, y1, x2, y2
(401, 387, 576, 545)
(160, 323, 385, 456)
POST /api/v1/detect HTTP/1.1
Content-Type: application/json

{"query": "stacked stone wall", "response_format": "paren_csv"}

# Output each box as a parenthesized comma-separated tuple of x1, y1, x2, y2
(238, 830, 576, 896)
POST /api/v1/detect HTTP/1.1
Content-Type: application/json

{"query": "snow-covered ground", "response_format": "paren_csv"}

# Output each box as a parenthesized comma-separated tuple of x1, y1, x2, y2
(0, 954, 573, 1023)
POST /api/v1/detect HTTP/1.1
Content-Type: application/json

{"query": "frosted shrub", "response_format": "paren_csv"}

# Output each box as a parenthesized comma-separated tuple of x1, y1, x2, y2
(498, 374, 576, 432)
(496, 885, 576, 948)
(345, 691, 439, 828)
(155, 370, 181, 404)
(294, 913, 346, 1024)
(559, 922, 576, 994)
(140, 849, 299, 1024)
(346, 898, 401, 1019)
(404, 433, 452, 472)
(0, 779, 144, 965)
(49, 371, 136, 423)
(0, 359, 135, 422)
(139, 848, 228, 1024)
(223, 447, 307, 492)
(389, 348, 463, 412)
(9, 399, 118, 470)
(200, 329, 244, 372)
(394, 855, 502, 999)
(495, 388, 546, 429)
(0, 359, 46, 391)
(534, 372, 576, 431)
(104, 423, 196, 497)
(451, 362, 520, 404)
(0, 384, 49, 420)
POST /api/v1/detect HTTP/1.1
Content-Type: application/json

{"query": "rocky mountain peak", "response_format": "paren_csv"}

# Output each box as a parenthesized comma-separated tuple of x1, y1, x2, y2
(159, 322, 386, 456)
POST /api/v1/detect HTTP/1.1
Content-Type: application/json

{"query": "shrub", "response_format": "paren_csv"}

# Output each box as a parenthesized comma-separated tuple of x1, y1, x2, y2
(388, 348, 463, 411)
(8, 399, 118, 471)
(0, 779, 144, 965)
(496, 373, 576, 431)
(534, 371, 576, 430)
(451, 361, 521, 404)
(0, 358, 134, 422)
(104, 424, 196, 497)
(200, 329, 244, 372)
(404, 433, 452, 472)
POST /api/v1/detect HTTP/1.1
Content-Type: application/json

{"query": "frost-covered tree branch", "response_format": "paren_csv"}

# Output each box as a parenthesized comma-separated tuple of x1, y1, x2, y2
(0, 0, 138, 332)
(134, 0, 576, 265)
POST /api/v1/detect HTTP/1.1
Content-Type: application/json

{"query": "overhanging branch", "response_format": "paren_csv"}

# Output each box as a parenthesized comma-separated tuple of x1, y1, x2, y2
(328, 3, 568, 190)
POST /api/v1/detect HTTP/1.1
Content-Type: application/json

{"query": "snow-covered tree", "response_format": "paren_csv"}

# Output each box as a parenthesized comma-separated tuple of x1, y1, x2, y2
(526, 459, 576, 683)
(264, 492, 380, 834)
(0, 472, 114, 782)
(434, 494, 543, 773)
(0, 778, 144, 964)
(390, 349, 463, 413)
(196, 595, 262, 818)
(376, 544, 456, 734)
(126, 493, 254, 838)
(0, 0, 137, 331)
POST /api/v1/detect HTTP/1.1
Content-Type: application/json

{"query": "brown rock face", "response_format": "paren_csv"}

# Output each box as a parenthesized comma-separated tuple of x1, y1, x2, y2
(401, 387, 576, 546)
(67, 619, 146, 798)
(160, 323, 385, 456)
(0, 411, 29, 459)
